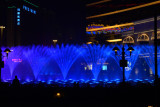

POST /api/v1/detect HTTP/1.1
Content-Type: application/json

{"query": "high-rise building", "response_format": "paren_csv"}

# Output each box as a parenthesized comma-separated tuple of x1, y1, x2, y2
(0, 0, 86, 46)
(0, 0, 55, 46)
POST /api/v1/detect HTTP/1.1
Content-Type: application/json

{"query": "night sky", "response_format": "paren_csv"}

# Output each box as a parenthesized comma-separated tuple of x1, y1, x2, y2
(37, 0, 86, 45)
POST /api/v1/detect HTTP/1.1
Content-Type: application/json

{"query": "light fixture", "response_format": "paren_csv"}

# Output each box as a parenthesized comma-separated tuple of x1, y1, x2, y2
(4, 48, 11, 58)
(56, 92, 61, 97)
(127, 47, 134, 56)
(112, 47, 120, 55)
(106, 39, 122, 42)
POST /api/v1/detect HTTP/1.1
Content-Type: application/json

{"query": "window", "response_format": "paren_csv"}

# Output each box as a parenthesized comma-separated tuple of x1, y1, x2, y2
(27, 8, 30, 11)
(17, 22, 20, 25)
(23, 5, 26, 9)
(30, 9, 33, 13)
(17, 12, 20, 15)
(33, 10, 36, 14)
(17, 8, 20, 11)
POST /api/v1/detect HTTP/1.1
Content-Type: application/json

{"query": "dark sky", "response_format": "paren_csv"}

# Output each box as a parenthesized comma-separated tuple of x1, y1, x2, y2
(37, 0, 86, 44)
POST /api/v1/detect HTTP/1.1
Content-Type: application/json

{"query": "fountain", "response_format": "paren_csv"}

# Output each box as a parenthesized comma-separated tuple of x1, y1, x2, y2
(23, 45, 51, 80)
(2, 46, 24, 80)
(0, 44, 155, 83)
(50, 44, 84, 79)
(142, 45, 160, 77)
(111, 45, 141, 80)
(82, 44, 111, 80)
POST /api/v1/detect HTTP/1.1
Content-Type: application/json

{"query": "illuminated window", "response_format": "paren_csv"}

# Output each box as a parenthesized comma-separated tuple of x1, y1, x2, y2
(34, 10, 36, 14)
(30, 9, 33, 13)
(17, 8, 20, 11)
(17, 12, 20, 15)
(17, 22, 20, 25)
(17, 9, 20, 26)
(27, 8, 30, 11)
(23, 5, 26, 9)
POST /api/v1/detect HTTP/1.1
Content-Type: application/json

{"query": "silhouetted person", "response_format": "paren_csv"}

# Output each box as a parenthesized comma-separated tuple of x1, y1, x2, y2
(12, 76, 20, 88)
(73, 82, 76, 87)
(76, 82, 79, 88)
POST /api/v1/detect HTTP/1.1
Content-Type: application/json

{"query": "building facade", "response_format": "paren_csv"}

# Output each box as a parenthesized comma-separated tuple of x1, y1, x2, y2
(85, 0, 160, 45)
(0, 0, 56, 47)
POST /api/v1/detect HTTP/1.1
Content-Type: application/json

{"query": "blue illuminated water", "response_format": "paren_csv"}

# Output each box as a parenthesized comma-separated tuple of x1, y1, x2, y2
(1, 44, 157, 84)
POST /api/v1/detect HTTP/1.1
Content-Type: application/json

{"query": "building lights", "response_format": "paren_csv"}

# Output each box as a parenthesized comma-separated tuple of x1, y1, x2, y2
(137, 34, 149, 42)
(17, 8, 20, 11)
(23, 5, 37, 14)
(17, 8, 21, 26)
(86, 26, 134, 34)
(86, 23, 134, 32)
(123, 36, 134, 44)
(106, 39, 122, 42)
(86, 1, 160, 19)
(134, 16, 160, 25)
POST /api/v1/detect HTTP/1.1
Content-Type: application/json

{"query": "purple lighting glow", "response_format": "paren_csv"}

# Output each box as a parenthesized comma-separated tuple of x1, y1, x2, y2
(0, 45, 157, 83)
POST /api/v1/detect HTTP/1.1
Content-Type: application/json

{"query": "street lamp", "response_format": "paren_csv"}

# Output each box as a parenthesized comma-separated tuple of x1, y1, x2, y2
(112, 45, 134, 83)
(53, 40, 58, 47)
(127, 47, 134, 56)
(112, 47, 120, 55)
(4, 48, 11, 58)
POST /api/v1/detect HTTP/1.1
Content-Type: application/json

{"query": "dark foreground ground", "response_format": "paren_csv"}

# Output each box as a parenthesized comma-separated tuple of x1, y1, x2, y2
(0, 82, 159, 107)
